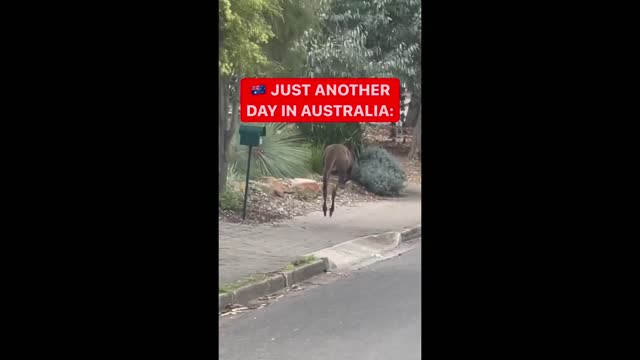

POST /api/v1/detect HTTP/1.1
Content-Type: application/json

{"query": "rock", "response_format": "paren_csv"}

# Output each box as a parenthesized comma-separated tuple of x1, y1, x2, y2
(255, 179, 286, 197)
(289, 178, 322, 193)
(272, 184, 285, 197)
(282, 179, 296, 194)
(259, 176, 278, 184)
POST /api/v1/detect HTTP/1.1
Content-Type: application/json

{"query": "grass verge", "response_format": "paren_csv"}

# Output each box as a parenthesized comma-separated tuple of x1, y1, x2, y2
(218, 256, 318, 294)
(284, 255, 318, 270)
(219, 273, 268, 294)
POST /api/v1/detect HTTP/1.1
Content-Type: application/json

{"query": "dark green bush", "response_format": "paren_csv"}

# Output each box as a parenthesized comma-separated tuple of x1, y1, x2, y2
(297, 123, 363, 158)
(353, 147, 407, 196)
(309, 144, 325, 174)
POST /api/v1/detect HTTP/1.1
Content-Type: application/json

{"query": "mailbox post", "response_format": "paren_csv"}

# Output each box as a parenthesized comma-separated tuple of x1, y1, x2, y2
(238, 125, 266, 220)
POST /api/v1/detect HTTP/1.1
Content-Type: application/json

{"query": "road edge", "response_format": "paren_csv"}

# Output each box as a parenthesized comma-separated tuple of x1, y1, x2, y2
(219, 224, 420, 313)
(219, 258, 330, 312)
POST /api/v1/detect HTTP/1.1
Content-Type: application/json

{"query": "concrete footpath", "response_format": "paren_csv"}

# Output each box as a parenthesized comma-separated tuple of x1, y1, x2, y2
(219, 183, 421, 285)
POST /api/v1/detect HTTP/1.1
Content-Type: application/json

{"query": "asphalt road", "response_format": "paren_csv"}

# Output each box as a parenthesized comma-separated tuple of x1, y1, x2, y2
(219, 241, 421, 360)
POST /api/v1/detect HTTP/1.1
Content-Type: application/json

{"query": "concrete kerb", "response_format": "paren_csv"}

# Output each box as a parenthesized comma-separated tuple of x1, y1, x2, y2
(400, 224, 421, 242)
(218, 224, 420, 313)
(309, 231, 401, 271)
(218, 258, 328, 313)
(232, 273, 286, 305)
(219, 292, 233, 311)
(308, 224, 420, 271)
(280, 257, 330, 287)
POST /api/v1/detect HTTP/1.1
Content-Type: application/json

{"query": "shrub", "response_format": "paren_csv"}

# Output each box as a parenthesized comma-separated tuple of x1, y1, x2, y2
(297, 123, 363, 158)
(353, 147, 407, 196)
(220, 185, 243, 210)
(309, 144, 325, 174)
(226, 162, 241, 183)
(231, 123, 312, 179)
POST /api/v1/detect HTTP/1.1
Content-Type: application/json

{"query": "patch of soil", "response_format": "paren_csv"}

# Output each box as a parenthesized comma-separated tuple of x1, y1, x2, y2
(397, 156, 421, 184)
(219, 179, 380, 225)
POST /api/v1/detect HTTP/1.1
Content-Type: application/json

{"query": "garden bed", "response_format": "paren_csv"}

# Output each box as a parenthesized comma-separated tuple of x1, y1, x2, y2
(219, 123, 421, 225)
(219, 179, 380, 225)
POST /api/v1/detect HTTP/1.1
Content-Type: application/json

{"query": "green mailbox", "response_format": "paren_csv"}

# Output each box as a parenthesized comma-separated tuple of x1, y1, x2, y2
(239, 125, 266, 147)
(238, 125, 266, 220)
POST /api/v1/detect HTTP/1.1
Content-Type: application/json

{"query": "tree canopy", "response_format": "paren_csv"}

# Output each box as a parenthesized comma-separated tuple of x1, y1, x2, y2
(302, 0, 421, 93)
(218, 0, 423, 198)
(219, 0, 281, 77)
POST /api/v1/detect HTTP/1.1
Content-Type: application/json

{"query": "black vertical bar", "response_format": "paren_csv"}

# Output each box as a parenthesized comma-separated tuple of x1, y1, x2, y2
(242, 145, 252, 220)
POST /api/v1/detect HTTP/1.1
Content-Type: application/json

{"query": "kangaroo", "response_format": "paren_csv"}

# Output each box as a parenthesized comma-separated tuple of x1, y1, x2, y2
(322, 144, 355, 217)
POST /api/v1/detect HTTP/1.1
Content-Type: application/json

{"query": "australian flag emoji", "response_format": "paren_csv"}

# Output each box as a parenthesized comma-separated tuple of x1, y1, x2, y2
(251, 84, 266, 95)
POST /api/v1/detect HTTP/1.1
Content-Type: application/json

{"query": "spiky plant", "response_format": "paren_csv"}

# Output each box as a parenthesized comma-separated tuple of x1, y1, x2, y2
(231, 123, 312, 179)
(226, 161, 241, 184)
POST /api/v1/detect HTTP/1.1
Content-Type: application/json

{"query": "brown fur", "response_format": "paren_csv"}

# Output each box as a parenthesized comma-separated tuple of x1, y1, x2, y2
(322, 144, 354, 217)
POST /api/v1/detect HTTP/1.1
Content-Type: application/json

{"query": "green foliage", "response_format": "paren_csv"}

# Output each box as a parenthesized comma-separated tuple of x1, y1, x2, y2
(219, 274, 268, 294)
(297, 123, 364, 157)
(309, 144, 325, 174)
(220, 186, 243, 210)
(220, 0, 321, 78)
(264, 0, 322, 77)
(219, 0, 282, 77)
(353, 146, 407, 196)
(291, 255, 317, 266)
(231, 123, 312, 179)
(302, 0, 421, 93)
(220, 162, 244, 210)
(226, 162, 242, 184)
(219, 0, 421, 195)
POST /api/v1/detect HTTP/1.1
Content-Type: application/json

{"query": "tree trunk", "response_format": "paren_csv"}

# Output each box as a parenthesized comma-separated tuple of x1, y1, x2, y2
(409, 103, 422, 159)
(404, 96, 421, 128)
(219, 79, 241, 198)
(219, 75, 228, 197)
(224, 84, 240, 164)
(218, 18, 224, 197)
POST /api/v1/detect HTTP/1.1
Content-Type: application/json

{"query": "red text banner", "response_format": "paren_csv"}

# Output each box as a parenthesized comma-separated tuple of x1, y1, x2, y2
(240, 78, 401, 123)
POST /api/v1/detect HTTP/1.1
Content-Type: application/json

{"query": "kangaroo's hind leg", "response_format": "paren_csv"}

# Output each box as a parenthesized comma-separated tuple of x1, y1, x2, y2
(322, 177, 328, 216)
(329, 182, 337, 217)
